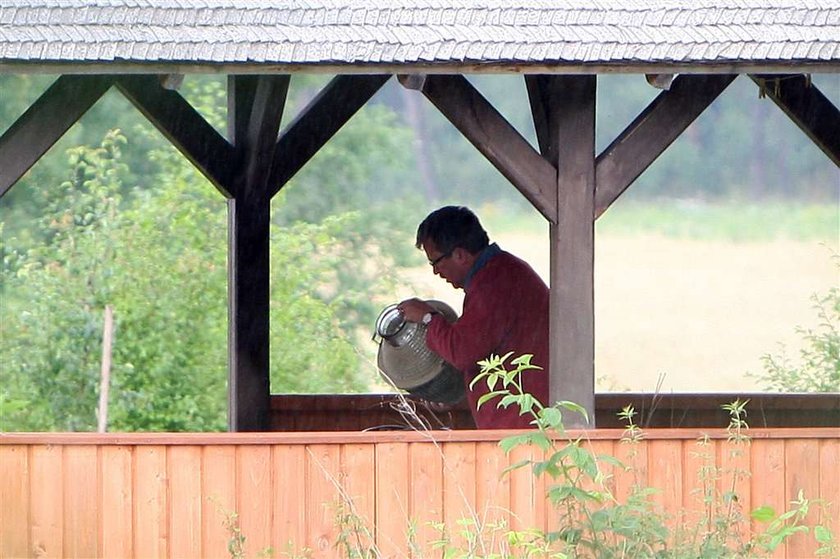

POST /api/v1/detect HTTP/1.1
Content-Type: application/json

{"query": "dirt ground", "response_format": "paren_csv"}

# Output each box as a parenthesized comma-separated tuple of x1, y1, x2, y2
(393, 233, 839, 393)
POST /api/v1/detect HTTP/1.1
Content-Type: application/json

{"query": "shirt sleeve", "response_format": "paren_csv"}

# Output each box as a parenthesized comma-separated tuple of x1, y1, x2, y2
(425, 273, 510, 374)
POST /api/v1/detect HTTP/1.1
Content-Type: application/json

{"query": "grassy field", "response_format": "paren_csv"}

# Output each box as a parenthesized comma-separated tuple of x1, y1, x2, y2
(393, 201, 839, 393)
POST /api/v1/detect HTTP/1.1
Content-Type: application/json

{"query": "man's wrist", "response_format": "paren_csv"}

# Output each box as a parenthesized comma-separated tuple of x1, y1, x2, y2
(421, 311, 438, 325)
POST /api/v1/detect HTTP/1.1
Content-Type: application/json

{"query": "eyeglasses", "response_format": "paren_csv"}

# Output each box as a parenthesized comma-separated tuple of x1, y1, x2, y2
(428, 250, 453, 267)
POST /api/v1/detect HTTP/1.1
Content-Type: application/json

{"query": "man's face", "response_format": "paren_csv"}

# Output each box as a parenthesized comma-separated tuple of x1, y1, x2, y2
(423, 240, 467, 289)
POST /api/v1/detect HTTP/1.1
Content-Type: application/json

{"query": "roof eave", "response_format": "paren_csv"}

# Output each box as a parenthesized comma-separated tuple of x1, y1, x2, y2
(2, 60, 840, 76)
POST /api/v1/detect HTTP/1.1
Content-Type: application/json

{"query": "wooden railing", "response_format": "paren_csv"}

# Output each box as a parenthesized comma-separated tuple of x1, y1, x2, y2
(2, 428, 838, 558)
(268, 393, 840, 431)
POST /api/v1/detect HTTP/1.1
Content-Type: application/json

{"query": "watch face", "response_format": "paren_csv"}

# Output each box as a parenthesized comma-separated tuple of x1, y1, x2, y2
(422, 312, 432, 325)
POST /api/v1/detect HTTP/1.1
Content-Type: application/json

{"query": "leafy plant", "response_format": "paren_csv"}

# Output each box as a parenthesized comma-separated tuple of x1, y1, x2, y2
(471, 352, 837, 558)
(756, 255, 840, 392)
(211, 498, 276, 559)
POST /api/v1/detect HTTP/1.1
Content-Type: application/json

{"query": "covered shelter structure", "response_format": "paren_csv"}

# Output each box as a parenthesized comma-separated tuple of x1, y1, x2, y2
(1, 0, 839, 432)
(2, 2, 840, 557)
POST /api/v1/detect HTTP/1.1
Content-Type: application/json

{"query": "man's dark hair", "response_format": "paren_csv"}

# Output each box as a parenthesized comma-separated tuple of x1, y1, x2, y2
(415, 206, 490, 255)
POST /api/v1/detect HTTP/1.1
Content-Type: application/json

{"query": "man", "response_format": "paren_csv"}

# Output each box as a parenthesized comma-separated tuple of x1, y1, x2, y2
(398, 206, 550, 429)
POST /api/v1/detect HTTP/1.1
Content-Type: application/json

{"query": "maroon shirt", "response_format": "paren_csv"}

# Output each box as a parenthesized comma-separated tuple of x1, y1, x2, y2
(425, 249, 550, 428)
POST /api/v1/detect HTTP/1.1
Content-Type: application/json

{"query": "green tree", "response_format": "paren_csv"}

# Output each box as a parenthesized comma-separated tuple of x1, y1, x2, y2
(1, 130, 127, 430)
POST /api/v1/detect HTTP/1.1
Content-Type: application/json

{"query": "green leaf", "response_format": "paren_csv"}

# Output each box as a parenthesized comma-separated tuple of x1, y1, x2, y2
(499, 432, 549, 453)
(558, 400, 590, 424)
(476, 390, 508, 409)
(499, 394, 522, 409)
(750, 505, 776, 523)
(814, 525, 832, 543)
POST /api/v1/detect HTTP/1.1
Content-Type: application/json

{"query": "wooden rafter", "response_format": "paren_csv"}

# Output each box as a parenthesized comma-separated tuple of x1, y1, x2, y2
(750, 74, 840, 167)
(406, 74, 557, 222)
(269, 74, 392, 195)
(0, 75, 113, 197)
(116, 75, 236, 197)
(525, 75, 563, 165)
(595, 74, 737, 218)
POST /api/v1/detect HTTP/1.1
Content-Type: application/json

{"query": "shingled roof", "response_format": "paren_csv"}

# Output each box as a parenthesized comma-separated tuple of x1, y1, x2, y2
(1, 0, 839, 73)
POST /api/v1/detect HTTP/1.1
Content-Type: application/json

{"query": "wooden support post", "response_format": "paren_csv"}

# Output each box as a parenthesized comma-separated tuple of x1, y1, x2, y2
(227, 75, 290, 431)
(527, 75, 597, 428)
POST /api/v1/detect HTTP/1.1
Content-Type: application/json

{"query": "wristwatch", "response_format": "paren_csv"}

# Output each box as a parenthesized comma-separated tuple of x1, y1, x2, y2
(421, 311, 437, 325)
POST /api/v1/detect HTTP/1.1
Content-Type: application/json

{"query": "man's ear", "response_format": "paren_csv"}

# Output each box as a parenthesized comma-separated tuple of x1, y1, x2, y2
(452, 247, 474, 266)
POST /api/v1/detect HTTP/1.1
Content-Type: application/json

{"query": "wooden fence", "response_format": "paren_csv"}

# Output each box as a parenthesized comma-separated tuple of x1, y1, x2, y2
(2, 428, 838, 558)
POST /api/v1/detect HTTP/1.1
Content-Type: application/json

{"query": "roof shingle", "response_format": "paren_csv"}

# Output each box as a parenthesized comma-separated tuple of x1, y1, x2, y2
(0, 0, 838, 72)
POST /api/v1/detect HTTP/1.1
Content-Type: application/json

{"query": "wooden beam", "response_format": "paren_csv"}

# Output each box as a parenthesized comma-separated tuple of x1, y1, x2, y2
(409, 74, 557, 222)
(750, 74, 840, 167)
(116, 75, 235, 197)
(0, 75, 113, 197)
(528, 75, 597, 428)
(227, 75, 290, 432)
(525, 75, 562, 165)
(595, 74, 736, 218)
(269, 74, 391, 195)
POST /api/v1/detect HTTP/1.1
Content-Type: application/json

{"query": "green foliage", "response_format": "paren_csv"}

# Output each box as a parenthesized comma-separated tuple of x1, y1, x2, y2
(212, 498, 276, 559)
(469, 354, 837, 558)
(428, 518, 562, 558)
(0, 122, 403, 430)
(1, 130, 228, 431)
(756, 258, 840, 392)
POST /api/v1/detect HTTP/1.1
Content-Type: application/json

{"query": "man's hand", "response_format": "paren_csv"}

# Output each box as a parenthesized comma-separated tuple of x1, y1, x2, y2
(397, 298, 435, 323)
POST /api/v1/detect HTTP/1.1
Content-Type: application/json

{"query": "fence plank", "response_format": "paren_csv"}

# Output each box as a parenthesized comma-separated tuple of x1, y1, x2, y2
(375, 441, 411, 557)
(134, 445, 168, 558)
(306, 443, 342, 557)
(169, 445, 203, 558)
(648, 440, 684, 523)
(30, 445, 63, 558)
(100, 445, 133, 558)
(272, 444, 307, 556)
(613, 438, 647, 504)
(680, 437, 713, 532)
(507, 442, 543, 534)
(818, 439, 840, 554)
(408, 441, 444, 555)
(63, 445, 98, 558)
(0, 445, 30, 558)
(237, 445, 273, 557)
(718, 437, 753, 537)
(785, 439, 821, 558)
(202, 445, 237, 559)
(442, 441, 478, 550)
(475, 440, 510, 535)
(750, 439, 786, 558)
(341, 443, 376, 554)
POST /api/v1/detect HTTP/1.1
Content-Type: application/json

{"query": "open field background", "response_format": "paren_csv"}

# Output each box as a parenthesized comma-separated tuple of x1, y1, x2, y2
(391, 201, 839, 393)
